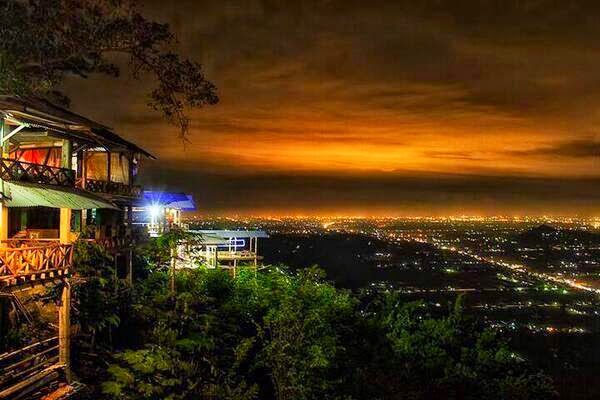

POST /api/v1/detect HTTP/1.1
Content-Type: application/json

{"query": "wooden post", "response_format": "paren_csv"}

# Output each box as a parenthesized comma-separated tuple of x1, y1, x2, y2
(60, 208, 72, 244)
(0, 203, 7, 241)
(61, 140, 72, 169)
(58, 280, 71, 382)
(0, 118, 9, 158)
(60, 139, 74, 245)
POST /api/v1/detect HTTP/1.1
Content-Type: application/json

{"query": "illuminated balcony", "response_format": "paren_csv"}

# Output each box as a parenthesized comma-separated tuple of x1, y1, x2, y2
(0, 158, 75, 187)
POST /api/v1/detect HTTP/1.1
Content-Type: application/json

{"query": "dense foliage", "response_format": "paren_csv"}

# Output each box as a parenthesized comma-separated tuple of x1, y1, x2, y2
(0, 0, 218, 138)
(71, 240, 557, 400)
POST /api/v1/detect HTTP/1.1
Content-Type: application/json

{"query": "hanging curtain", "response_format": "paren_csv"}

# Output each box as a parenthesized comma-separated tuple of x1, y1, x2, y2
(85, 152, 109, 181)
(9, 147, 62, 167)
(110, 153, 130, 184)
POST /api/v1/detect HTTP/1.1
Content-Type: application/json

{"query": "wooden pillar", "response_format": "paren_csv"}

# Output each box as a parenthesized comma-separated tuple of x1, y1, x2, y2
(60, 139, 73, 245)
(60, 208, 72, 244)
(0, 203, 7, 241)
(61, 139, 72, 169)
(58, 280, 71, 382)
(0, 118, 9, 158)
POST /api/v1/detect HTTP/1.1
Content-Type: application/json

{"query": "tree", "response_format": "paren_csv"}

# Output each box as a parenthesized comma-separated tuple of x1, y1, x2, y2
(71, 240, 131, 349)
(256, 267, 355, 400)
(98, 265, 556, 400)
(102, 267, 259, 400)
(365, 294, 558, 400)
(0, 0, 218, 138)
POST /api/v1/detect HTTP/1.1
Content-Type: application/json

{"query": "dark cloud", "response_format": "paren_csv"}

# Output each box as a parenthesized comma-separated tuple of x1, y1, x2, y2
(140, 162, 600, 216)
(510, 139, 600, 158)
(60, 0, 600, 215)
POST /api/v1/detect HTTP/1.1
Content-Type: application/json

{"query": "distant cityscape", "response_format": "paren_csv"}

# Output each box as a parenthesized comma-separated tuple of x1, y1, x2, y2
(186, 215, 600, 394)
(187, 215, 600, 333)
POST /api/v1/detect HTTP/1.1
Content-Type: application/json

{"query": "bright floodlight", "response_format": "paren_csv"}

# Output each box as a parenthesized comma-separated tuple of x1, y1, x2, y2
(149, 204, 162, 218)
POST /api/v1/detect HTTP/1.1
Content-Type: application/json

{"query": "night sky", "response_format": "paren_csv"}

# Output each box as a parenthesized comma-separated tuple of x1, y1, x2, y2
(65, 1, 600, 216)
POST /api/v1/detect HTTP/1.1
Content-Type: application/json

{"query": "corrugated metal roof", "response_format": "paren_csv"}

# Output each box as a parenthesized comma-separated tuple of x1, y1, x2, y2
(3, 181, 119, 209)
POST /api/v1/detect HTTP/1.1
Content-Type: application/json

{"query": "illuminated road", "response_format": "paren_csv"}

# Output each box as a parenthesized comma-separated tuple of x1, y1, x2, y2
(410, 237, 600, 295)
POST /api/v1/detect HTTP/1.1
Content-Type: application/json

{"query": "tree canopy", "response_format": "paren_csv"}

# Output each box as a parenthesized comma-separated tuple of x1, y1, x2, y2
(0, 0, 218, 138)
(69, 236, 556, 400)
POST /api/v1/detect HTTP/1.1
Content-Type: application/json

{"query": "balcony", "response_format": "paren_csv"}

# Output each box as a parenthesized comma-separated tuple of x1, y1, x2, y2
(83, 179, 142, 198)
(0, 241, 73, 287)
(0, 158, 75, 187)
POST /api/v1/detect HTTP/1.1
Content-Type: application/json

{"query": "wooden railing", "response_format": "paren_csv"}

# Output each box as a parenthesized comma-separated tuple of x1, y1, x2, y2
(0, 337, 61, 398)
(0, 242, 73, 286)
(83, 178, 142, 198)
(0, 158, 75, 187)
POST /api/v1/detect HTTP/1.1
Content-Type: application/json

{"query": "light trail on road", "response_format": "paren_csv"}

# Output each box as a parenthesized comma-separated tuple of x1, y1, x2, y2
(409, 236, 600, 295)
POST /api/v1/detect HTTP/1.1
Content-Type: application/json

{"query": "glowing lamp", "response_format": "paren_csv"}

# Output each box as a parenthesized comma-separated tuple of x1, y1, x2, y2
(149, 204, 162, 218)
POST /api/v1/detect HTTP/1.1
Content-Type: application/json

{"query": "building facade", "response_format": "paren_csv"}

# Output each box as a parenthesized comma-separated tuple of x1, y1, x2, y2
(0, 96, 153, 398)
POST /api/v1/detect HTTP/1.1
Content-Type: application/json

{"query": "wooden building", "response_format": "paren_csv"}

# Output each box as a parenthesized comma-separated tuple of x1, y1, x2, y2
(0, 96, 153, 398)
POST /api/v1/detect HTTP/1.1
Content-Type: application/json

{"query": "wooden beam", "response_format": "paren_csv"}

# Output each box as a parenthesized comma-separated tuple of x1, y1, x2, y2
(0, 124, 26, 144)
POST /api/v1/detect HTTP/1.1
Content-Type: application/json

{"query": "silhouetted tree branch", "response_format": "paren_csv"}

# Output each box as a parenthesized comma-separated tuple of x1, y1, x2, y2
(0, 0, 218, 139)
